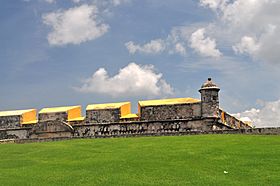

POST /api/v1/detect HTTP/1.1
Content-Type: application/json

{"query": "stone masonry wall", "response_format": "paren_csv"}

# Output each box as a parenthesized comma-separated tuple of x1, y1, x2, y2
(1, 121, 279, 143)
(0, 128, 30, 140)
(0, 115, 21, 129)
(200, 89, 219, 118)
(140, 102, 201, 121)
(38, 112, 68, 122)
(73, 118, 226, 138)
(3, 119, 212, 140)
(86, 109, 121, 124)
(2, 127, 280, 144)
(69, 120, 85, 126)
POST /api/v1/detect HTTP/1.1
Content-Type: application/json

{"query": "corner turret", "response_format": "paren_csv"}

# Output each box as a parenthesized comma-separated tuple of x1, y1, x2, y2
(199, 78, 220, 118)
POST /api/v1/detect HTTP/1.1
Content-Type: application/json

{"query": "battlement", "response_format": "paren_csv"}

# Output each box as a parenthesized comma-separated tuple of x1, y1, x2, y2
(0, 97, 206, 127)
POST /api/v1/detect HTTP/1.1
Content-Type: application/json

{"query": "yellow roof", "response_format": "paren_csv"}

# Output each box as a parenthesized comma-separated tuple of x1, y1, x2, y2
(86, 102, 130, 110)
(68, 116, 85, 122)
(120, 113, 139, 119)
(22, 120, 38, 125)
(39, 106, 80, 114)
(138, 97, 200, 107)
(0, 109, 35, 117)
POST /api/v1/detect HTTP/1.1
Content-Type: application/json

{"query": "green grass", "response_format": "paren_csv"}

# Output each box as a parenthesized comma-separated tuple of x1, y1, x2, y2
(0, 135, 279, 186)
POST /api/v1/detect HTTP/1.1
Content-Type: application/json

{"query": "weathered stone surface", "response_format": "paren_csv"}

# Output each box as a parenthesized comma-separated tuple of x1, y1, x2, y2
(140, 103, 201, 121)
(86, 109, 121, 124)
(2, 126, 280, 144)
(1, 120, 279, 143)
(199, 78, 220, 118)
(29, 120, 73, 139)
(38, 112, 68, 122)
(73, 118, 225, 138)
(69, 120, 85, 126)
(0, 116, 21, 129)
(200, 89, 220, 118)
(0, 128, 29, 140)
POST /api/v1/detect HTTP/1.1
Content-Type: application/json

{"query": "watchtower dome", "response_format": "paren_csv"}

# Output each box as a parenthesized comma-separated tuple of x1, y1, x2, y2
(199, 78, 220, 118)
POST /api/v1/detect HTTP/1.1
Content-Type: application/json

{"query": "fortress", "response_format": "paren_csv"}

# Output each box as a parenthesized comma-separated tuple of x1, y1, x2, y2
(0, 78, 252, 141)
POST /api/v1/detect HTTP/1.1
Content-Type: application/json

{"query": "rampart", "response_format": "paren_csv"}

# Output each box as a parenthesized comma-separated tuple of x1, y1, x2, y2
(1, 126, 279, 144)
(0, 78, 256, 143)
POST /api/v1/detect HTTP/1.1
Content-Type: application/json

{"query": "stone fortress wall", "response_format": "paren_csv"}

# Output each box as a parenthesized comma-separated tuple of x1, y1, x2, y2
(0, 78, 261, 142)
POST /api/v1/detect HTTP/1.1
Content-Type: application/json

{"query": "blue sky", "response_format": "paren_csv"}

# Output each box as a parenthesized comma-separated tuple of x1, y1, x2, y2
(1, 0, 280, 127)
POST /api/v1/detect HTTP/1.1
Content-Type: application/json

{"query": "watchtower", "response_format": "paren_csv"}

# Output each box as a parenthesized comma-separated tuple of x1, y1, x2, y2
(199, 78, 220, 118)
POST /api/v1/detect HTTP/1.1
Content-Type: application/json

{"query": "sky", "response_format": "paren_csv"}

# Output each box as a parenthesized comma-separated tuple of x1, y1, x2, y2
(1, 0, 280, 127)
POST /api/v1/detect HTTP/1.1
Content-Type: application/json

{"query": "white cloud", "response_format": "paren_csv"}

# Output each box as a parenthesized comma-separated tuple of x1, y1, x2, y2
(125, 26, 222, 58)
(200, 0, 280, 64)
(126, 0, 280, 60)
(76, 63, 174, 97)
(234, 99, 280, 127)
(45, 0, 55, 3)
(125, 38, 188, 56)
(72, 0, 81, 3)
(125, 24, 192, 56)
(233, 36, 260, 55)
(200, 0, 228, 10)
(125, 39, 166, 54)
(43, 5, 109, 46)
(44, 0, 129, 5)
(166, 28, 189, 55)
(86, 0, 131, 8)
(174, 43, 186, 55)
(189, 28, 222, 58)
(111, 0, 130, 6)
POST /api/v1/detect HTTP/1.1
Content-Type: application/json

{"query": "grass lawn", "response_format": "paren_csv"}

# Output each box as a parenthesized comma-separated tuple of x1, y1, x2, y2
(0, 135, 279, 185)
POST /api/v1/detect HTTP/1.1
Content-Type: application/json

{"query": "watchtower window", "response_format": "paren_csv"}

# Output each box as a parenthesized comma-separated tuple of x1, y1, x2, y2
(213, 96, 217, 101)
